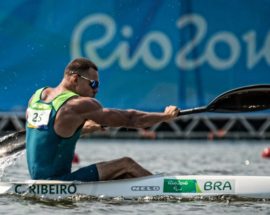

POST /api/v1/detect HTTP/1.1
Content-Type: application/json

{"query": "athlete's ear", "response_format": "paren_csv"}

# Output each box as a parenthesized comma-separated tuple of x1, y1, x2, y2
(69, 73, 79, 85)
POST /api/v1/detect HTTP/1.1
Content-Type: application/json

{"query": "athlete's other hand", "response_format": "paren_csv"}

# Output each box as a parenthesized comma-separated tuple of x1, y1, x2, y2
(164, 105, 180, 120)
(82, 120, 106, 134)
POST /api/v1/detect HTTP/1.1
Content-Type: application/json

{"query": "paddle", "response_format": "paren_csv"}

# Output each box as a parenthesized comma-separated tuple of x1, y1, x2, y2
(178, 84, 270, 116)
(1, 84, 270, 158)
(0, 130, 26, 158)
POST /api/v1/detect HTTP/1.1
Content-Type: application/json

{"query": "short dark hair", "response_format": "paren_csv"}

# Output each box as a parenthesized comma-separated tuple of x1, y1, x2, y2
(65, 58, 98, 75)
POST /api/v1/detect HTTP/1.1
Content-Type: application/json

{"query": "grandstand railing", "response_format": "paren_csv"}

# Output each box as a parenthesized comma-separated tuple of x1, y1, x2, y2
(1, 112, 270, 139)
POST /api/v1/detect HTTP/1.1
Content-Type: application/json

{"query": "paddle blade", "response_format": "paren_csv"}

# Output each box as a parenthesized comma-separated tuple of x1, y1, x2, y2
(208, 85, 270, 113)
(0, 131, 26, 158)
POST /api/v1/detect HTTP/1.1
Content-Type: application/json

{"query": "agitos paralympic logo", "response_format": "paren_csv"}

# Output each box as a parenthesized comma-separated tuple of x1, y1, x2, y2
(14, 184, 77, 195)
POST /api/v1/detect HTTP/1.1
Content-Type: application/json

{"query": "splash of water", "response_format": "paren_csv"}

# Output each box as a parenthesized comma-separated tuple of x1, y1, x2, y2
(0, 150, 25, 181)
(0, 131, 26, 181)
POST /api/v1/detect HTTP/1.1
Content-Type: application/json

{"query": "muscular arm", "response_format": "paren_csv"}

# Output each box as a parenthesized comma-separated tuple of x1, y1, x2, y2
(74, 98, 179, 129)
(94, 108, 173, 128)
(55, 96, 179, 137)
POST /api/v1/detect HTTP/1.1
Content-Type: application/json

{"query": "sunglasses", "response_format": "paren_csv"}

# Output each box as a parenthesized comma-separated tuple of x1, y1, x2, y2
(71, 72, 99, 89)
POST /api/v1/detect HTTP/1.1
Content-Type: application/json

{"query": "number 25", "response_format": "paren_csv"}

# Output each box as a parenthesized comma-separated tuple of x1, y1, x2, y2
(32, 112, 42, 122)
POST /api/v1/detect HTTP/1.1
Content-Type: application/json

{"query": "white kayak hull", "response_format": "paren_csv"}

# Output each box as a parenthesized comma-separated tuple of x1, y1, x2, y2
(0, 175, 270, 199)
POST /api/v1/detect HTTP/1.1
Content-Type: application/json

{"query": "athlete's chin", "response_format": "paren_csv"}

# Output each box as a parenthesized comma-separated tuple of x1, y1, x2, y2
(89, 93, 96, 98)
(81, 93, 95, 98)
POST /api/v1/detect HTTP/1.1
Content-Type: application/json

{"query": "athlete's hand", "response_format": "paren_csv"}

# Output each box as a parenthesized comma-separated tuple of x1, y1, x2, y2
(82, 120, 106, 134)
(164, 105, 180, 120)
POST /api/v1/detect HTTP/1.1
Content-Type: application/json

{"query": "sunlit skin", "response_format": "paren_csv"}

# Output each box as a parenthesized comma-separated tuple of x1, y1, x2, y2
(29, 59, 180, 180)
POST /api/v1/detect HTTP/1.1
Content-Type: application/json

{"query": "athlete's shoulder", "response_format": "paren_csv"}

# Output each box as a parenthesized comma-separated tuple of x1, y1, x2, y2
(66, 96, 103, 111)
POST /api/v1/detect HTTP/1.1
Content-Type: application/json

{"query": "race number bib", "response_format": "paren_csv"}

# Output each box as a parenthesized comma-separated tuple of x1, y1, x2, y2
(27, 104, 52, 128)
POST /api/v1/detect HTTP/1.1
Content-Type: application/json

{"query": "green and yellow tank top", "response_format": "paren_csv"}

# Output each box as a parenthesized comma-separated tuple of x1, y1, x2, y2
(26, 87, 82, 179)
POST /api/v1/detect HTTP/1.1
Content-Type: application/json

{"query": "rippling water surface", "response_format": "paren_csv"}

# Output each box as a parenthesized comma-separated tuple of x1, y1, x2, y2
(1, 139, 270, 215)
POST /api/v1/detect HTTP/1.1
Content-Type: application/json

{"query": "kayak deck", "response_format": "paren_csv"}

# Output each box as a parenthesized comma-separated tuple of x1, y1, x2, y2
(1, 175, 270, 200)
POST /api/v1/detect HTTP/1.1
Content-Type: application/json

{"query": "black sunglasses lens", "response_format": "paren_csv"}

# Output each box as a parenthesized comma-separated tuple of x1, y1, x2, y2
(90, 80, 99, 89)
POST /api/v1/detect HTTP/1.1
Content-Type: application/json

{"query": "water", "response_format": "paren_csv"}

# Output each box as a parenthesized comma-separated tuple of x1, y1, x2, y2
(1, 139, 270, 215)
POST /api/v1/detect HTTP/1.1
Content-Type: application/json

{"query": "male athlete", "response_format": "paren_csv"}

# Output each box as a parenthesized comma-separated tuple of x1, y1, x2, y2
(26, 58, 180, 182)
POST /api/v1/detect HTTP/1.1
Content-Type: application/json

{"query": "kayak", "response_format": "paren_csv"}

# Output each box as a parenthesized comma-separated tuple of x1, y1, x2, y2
(0, 175, 270, 200)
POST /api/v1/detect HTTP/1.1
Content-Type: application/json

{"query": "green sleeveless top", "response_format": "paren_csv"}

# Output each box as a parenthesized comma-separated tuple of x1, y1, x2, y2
(26, 88, 82, 179)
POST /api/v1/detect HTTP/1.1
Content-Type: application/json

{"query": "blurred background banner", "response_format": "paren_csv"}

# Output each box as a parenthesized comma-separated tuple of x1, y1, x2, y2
(0, 0, 270, 112)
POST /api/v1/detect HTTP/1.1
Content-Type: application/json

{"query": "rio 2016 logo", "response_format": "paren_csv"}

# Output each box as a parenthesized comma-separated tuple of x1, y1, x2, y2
(71, 13, 270, 71)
